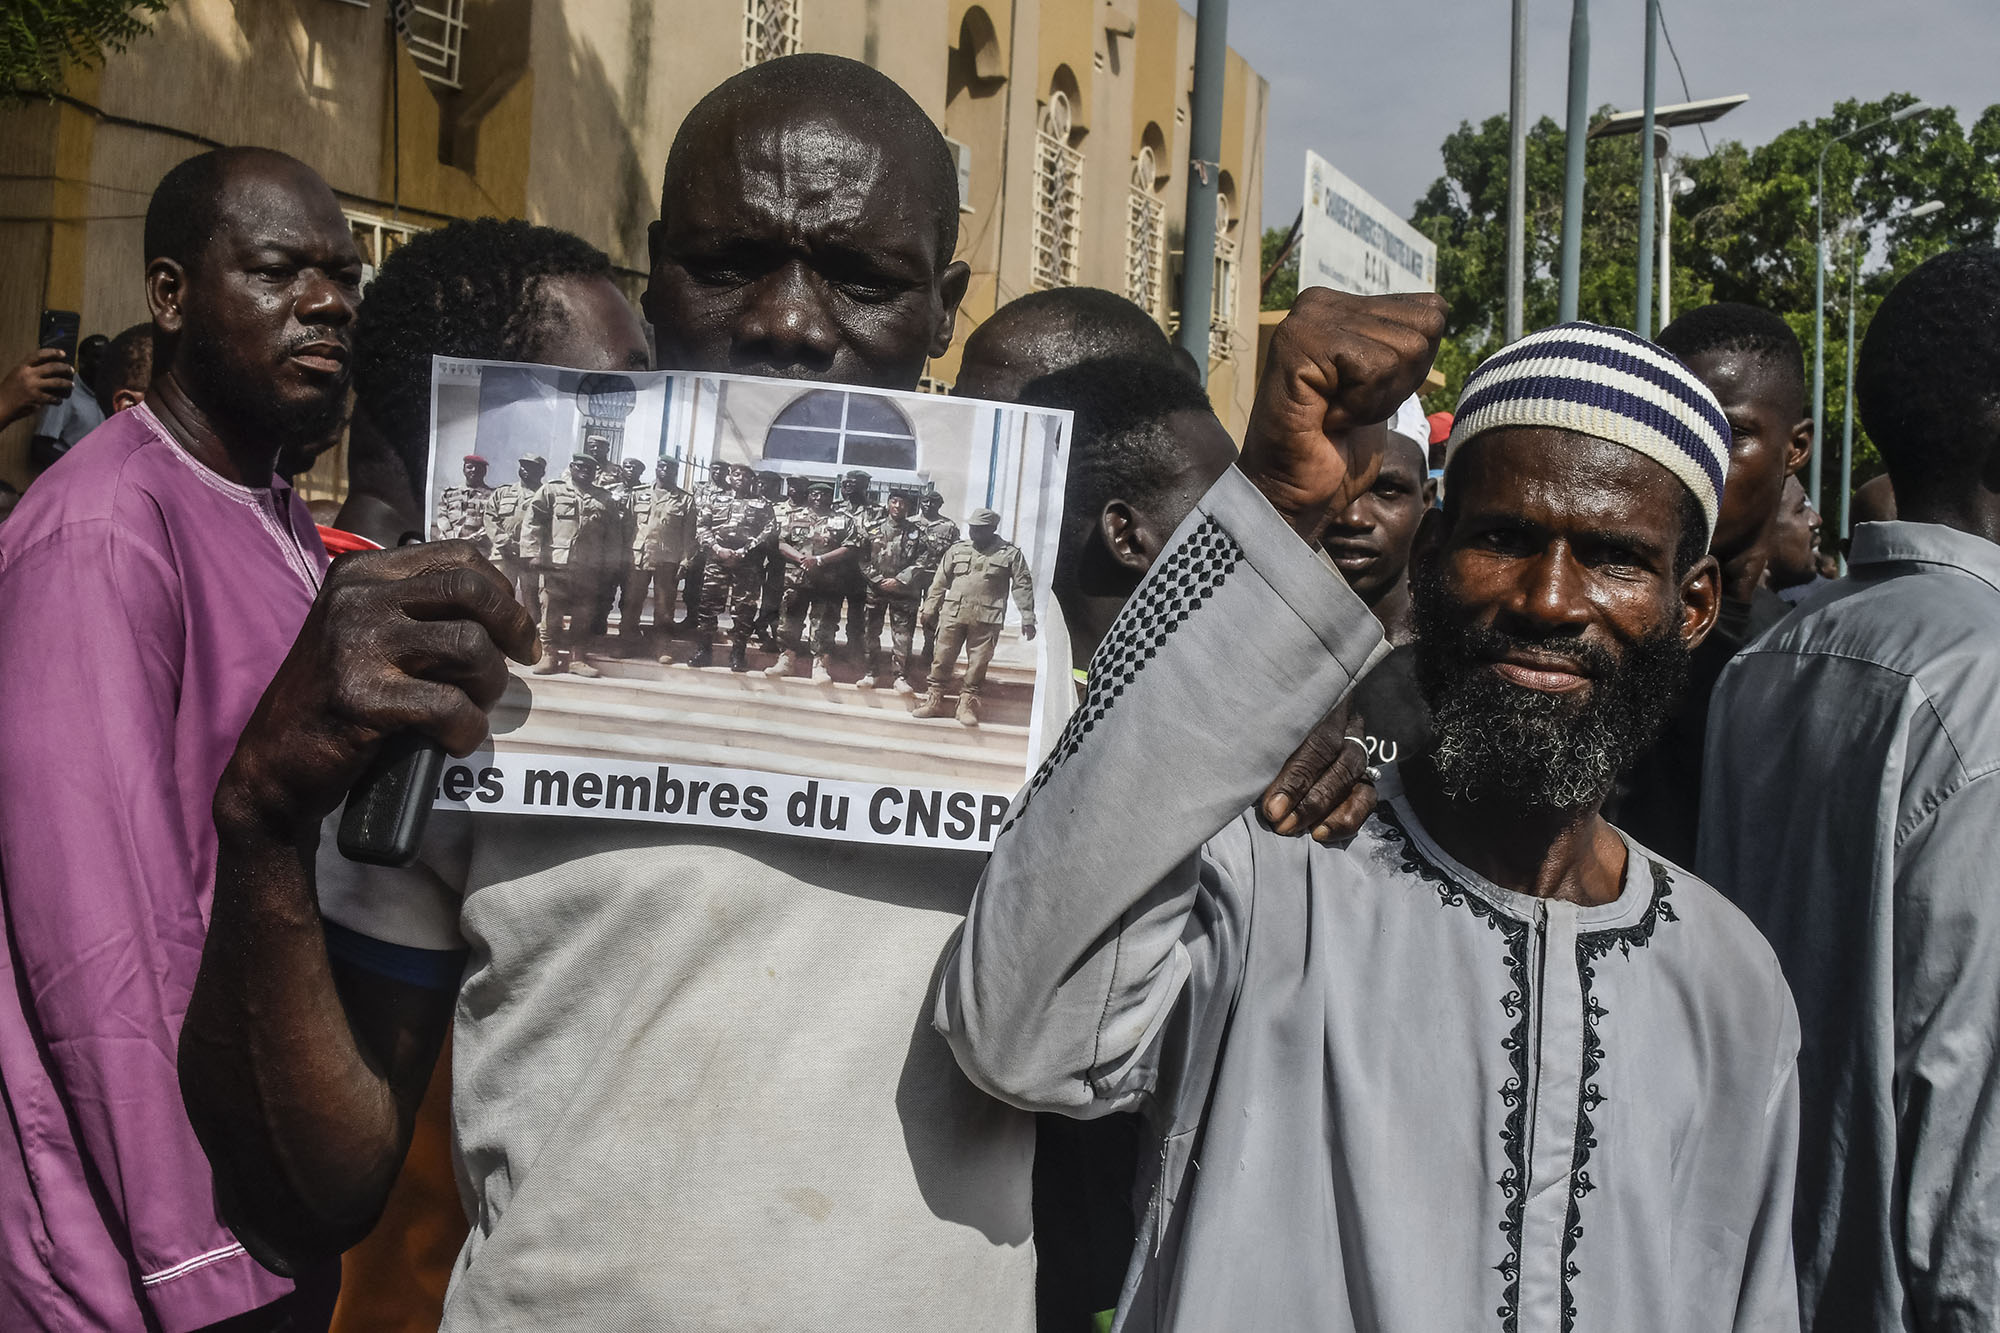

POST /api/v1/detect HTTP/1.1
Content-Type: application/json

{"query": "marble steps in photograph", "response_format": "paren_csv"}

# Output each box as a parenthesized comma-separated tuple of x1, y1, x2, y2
(579, 647, 1040, 727)
(490, 669, 1033, 789)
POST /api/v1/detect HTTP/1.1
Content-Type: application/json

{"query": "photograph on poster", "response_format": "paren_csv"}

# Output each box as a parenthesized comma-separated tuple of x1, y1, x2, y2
(422, 358, 1072, 849)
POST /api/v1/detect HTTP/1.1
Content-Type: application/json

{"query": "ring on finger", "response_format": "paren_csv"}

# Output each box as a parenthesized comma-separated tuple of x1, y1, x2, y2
(1340, 734, 1369, 762)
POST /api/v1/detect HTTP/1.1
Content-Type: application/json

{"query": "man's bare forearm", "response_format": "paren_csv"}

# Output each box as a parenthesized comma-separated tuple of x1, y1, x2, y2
(180, 794, 432, 1273)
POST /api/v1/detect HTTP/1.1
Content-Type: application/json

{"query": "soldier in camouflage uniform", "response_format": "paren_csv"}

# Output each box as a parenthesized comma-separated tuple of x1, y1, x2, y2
(579, 435, 624, 635)
(914, 489, 959, 669)
(854, 491, 930, 694)
(914, 508, 1037, 726)
(632, 456, 698, 664)
(751, 470, 790, 649)
(832, 468, 883, 658)
(764, 480, 859, 683)
(691, 461, 777, 671)
(433, 454, 495, 550)
(523, 454, 626, 678)
(606, 457, 649, 649)
(488, 454, 547, 617)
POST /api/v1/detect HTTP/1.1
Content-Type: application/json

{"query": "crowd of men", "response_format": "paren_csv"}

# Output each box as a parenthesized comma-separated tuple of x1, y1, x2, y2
(1, 47, 1997, 1333)
(427, 429, 1027, 721)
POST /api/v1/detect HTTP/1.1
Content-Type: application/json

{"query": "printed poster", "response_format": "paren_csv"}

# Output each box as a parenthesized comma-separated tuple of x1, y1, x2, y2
(421, 358, 1072, 850)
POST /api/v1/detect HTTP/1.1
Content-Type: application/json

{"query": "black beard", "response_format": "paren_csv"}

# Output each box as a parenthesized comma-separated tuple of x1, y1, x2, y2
(1410, 563, 1689, 813)
(184, 323, 352, 463)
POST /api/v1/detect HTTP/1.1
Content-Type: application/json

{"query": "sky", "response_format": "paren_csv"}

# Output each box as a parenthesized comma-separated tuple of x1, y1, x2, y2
(1208, 0, 2000, 233)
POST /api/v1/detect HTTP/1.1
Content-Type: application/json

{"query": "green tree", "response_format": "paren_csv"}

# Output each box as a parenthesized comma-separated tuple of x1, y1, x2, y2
(2, 0, 171, 100)
(1411, 95, 2000, 511)
(1260, 222, 1300, 312)
(1411, 107, 1650, 412)
(1677, 98, 2000, 493)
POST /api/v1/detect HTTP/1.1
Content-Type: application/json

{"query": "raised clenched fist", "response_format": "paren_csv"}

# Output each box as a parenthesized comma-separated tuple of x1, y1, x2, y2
(1237, 288, 1446, 541)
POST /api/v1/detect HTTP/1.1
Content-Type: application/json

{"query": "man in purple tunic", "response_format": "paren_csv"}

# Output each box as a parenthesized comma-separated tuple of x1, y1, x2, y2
(0, 147, 359, 1332)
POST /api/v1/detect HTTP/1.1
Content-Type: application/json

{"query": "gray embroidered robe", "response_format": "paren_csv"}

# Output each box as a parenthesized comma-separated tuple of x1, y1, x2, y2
(936, 465, 1802, 1332)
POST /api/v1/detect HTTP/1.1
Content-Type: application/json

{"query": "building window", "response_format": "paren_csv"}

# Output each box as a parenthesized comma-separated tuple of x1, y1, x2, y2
(743, 0, 802, 68)
(392, 0, 465, 90)
(343, 209, 425, 290)
(576, 374, 640, 457)
(1125, 147, 1166, 318)
(765, 390, 919, 472)
(1031, 91, 1084, 290)
(1209, 192, 1239, 363)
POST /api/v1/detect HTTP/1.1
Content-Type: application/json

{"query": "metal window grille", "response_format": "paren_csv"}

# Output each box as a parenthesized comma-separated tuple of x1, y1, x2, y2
(392, 0, 465, 90)
(1209, 196, 1238, 363)
(743, 0, 802, 68)
(1031, 92, 1084, 290)
(343, 209, 425, 289)
(577, 374, 640, 458)
(1125, 148, 1166, 317)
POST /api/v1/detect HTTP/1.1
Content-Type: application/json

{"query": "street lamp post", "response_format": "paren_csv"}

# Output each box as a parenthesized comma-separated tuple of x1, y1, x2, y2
(1634, 0, 1660, 335)
(1661, 164, 1693, 327)
(1505, 0, 1528, 343)
(1812, 100, 1931, 506)
(1590, 96, 1746, 330)
(1557, 0, 1590, 323)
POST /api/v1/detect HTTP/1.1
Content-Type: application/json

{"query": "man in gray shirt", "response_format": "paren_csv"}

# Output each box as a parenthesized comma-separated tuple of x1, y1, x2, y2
(1701, 247, 2000, 1330)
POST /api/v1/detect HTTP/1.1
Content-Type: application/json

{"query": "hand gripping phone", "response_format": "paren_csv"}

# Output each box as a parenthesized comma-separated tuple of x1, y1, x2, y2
(335, 533, 448, 867)
(37, 309, 80, 400)
(337, 731, 447, 868)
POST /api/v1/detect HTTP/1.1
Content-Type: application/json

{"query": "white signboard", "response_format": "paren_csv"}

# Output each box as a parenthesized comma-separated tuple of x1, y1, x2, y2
(1299, 150, 1437, 297)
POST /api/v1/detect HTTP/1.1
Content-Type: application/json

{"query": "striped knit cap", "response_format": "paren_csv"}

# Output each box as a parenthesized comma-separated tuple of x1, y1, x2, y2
(1445, 322, 1731, 541)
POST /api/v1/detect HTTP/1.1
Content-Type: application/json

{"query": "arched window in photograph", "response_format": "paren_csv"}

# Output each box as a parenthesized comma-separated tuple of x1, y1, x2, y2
(1032, 89, 1084, 289)
(1209, 185, 1240, 363)
(576, 373, 639, 455)
(765, 390, 918, 471)
(1125, 144, 1167, 317)
(743, 0, 801, 68)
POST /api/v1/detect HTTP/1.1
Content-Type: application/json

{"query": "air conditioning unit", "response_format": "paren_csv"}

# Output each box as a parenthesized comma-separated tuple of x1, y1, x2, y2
(944, 136, 974, 214)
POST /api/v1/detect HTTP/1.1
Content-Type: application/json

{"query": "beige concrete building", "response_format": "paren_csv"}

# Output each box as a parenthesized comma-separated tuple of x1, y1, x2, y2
(0, 0, 1267, 496)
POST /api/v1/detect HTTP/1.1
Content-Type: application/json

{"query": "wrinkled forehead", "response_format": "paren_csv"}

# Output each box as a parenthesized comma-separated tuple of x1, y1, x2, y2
(1379, 428, 1429, 484)
(1448, 427, 1691, 534)
(207, 163, 353, 258)
(672, 103, 943, 262)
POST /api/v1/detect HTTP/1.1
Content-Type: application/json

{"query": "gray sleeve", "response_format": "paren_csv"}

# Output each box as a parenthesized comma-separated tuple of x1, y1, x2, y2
(935, 465, 1387, 1118)
(1895, 768, 2000, 1327)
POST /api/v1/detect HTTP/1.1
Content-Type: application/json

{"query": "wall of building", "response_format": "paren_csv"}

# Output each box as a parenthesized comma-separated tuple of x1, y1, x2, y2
(0, 0, 1268, 495)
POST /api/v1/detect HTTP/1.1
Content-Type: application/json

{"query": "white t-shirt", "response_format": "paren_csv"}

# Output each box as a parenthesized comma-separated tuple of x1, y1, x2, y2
(319, 814, 1036, 1331)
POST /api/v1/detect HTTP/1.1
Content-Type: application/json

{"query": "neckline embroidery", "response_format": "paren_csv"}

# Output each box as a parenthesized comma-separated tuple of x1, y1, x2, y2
(1371, 806, 1677, 1331)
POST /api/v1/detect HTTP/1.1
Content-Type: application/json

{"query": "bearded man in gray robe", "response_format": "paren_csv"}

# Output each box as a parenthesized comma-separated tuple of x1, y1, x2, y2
(938, 300, 1802, 1333)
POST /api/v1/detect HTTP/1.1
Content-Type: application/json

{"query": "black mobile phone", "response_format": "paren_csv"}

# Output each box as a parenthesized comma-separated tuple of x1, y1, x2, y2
(337, 731, 447, 867)
(37, 309, 80, 400)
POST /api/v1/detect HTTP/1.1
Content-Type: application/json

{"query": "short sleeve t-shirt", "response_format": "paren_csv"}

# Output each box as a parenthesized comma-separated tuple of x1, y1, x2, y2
(1351, 642, 1430, 766)
(317, 814, 1036, 1332)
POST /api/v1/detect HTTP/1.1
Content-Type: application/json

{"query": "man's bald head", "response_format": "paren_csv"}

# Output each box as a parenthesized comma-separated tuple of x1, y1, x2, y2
(954, 287, 1178, 402)
(645, 55, 970, 388)
(145, 147, 336, 276)
(662, 54, 959, 267)
(1020, 355, 1234, 606)
(143, 146, 361, 467)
